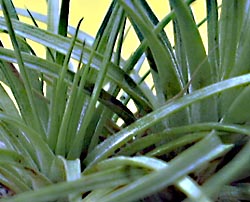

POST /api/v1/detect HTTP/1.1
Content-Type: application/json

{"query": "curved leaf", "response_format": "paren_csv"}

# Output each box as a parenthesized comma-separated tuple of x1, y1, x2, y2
(0, 113, 54, 175)
(119, 0, 183, 104)
(170, 0, 217, 123)
(84, 73, 250, 168)
(100, 135, 230, 202)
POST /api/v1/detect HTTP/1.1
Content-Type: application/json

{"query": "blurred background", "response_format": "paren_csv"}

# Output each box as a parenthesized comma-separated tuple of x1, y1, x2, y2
(1, 0, 219, 120)
(9, 0, 208, 58)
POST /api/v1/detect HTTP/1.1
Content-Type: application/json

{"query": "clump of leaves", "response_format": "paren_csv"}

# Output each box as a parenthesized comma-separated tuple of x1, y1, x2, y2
(0, 0, 250, 201)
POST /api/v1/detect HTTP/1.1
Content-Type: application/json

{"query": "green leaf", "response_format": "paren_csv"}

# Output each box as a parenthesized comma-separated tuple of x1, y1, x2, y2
(0, 82, 19, 117)
(222, 86, 250, 124)
(0, 164, 31, 194)
(169, 0, 209, 81)
(0, 167, 144, 202)
(2, 0, 44, 93)
(0, 123, 39, 169)
(0, 54, 49, 137)
(0, 149, 28, 166)
(67, 6, 128, 159)
(218, 0, 244, 79)
(56, 0, 71, 65)
(219, 1, 250, 120)
(100, 135, 230, 202)
(84, 73, 250, 168)
(47, 0, 59, 34)
(85, 155, 212, 202)
(119, 122, 250, 156)
(1, 0, 45, 136)
(206, 0, 219, 82)
(10, 8, 95, 46)
(0, 18, 152, 110)
(58, 156, 81, 202)
(202, 140, 250, 199)
(0, 113, 54, 175)
(0, 164, 52, 193)
(0, 47, 142, 124)
(170, 0, 217, 123)
(119, 0, 183, 105)
(147, 132, 206, 157)
(48, 18, 83, 154)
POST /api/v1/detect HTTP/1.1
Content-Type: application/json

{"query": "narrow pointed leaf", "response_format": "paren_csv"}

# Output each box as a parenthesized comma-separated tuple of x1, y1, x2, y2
(1, 0, 45, 135)
(170, 0, 217, 123)
(84, 73, 250, 168)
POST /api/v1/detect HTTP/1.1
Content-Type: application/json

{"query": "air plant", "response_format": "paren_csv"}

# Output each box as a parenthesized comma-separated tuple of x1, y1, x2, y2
(0, 0, 250, 201)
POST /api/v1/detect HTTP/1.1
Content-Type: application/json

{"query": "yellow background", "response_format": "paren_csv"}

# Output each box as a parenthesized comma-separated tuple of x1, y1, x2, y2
(3, 1, 210, 114)
(12, 0, 206, 35)
(10, 0, 207, 58)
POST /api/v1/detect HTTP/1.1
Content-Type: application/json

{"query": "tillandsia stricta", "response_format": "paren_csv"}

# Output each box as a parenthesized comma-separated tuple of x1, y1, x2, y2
(0, 0, 250, 202)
